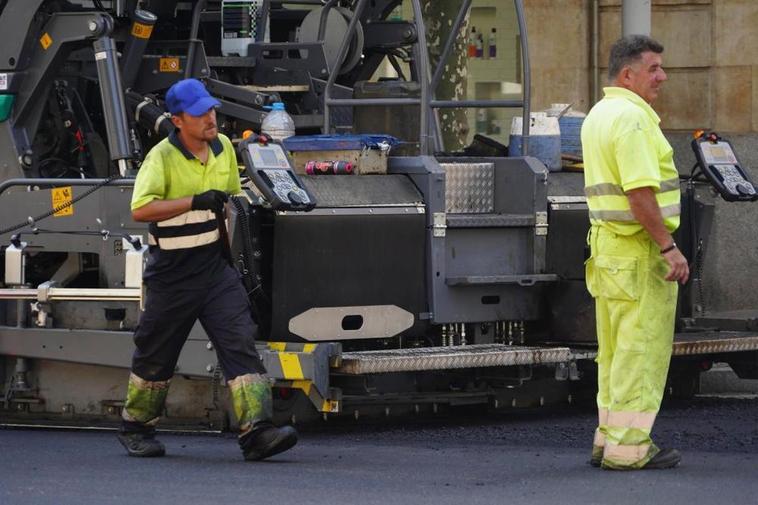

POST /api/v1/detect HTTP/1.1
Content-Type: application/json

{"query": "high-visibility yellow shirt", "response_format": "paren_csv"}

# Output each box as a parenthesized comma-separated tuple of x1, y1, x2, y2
(130, 131, 242, 289)
(581, 86, 680, 235)
(131, 131, 241, 210)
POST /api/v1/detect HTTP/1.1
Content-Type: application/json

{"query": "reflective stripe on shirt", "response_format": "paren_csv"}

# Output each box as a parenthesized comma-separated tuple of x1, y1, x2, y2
(585, 177, 680, 197)
(148, 209, 220, 250)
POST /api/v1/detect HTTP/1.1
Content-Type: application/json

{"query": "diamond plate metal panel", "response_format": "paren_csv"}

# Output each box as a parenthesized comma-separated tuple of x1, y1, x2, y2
(441, 162, 494, 214)
(672, 333, 758, 356)
(336, 344, 571, 374)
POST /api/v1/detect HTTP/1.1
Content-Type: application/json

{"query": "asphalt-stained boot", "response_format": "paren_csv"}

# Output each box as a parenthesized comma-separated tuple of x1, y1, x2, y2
(239, 422, 298, 461)
(642, 448, 681, 469)
(117, 431, 166, 457)
(590, 444, 603, 467)
(228, 373, 298, 461)
(117, 373, 170, 457)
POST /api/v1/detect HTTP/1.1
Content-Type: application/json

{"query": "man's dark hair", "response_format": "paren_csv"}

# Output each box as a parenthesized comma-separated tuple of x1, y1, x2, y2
(608, 35, 664, 80)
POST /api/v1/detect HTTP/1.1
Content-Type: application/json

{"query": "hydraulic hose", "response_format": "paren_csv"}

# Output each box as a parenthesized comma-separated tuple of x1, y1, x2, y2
(125, 92, 175, 139)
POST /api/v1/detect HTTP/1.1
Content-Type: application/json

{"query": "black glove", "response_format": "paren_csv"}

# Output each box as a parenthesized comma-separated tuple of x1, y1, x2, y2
(191, 190, 229, 212)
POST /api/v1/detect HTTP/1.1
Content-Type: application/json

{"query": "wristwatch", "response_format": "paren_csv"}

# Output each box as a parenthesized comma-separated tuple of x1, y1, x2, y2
(660, 242, 677, 254)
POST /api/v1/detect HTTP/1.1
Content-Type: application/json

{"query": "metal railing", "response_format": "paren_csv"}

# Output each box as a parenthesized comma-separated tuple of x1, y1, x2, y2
(323, 0, 531, 156)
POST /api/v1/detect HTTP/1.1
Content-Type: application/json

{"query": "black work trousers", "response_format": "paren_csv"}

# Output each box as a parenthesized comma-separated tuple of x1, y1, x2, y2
(131, 264, 266, 382)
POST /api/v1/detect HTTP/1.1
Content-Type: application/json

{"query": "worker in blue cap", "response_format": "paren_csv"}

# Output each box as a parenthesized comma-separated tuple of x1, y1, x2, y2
(116, 78, 298, 461)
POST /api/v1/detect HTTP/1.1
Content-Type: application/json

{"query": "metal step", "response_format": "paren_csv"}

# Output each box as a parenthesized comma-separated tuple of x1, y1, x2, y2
(555, 331, 758, 361)
(335, 344, 571, 375)
(672, 331, 758, 355)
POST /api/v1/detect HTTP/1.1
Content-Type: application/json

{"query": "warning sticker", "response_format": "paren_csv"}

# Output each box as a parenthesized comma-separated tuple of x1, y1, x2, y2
(159, 58, 181, 72)
(52, 187, 74, 217)
(0, 74, 7, 91)
(40, 33, 53, 50)
(131, 22, 154, 39)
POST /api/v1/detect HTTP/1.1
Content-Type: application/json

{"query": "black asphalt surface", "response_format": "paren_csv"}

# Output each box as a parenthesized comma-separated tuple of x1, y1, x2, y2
(1, 397, 757, 505)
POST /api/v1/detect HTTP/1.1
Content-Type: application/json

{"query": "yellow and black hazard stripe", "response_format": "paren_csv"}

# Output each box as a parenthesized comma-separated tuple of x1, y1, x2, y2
(265, 342, 341, 413)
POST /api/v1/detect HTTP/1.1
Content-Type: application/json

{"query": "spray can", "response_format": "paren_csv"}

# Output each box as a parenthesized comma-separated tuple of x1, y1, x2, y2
(305, 160, 354, 175)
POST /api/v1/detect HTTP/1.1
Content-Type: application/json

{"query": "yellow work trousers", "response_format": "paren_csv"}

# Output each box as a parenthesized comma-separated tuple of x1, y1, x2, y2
(586, 225, 678, 469)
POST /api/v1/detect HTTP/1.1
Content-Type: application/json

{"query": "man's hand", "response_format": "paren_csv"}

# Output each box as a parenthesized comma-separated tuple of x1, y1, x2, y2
(662, 247, 689, 284)
(191, 190, 229, 212)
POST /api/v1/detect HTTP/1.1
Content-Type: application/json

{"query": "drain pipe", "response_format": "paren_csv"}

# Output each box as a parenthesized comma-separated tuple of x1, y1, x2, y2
(622, 0, 651, 36)
(592, 0, 599, 104)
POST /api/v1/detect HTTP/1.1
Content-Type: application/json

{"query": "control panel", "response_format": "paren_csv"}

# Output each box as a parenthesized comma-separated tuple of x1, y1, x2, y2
(239, 134, 316, 211)
(692, 132, 757, 202)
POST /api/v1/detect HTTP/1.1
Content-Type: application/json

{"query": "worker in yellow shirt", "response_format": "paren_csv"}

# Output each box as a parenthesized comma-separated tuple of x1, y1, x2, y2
(117, 79, 297, 461)
(581, 35, 689, 470)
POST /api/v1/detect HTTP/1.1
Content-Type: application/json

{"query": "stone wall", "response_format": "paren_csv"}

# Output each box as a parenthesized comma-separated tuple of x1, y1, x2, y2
(525, 0, 758, 135)
(523, 0, 592, 113)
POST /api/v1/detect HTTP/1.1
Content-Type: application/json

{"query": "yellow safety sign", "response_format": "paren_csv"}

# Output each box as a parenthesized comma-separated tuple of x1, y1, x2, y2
(40, 33, 53, 50)
(159, 58, 180, 73)
(131, 22, 153, 39)
(51, 187, 74, 217)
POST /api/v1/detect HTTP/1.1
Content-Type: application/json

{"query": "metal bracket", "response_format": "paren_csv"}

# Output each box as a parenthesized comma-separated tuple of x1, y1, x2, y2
(535, 211, 548, 236)
(259, 342, 343, 412)
(124, 238, 147, 289)
(433, 212, 446, 237)
(4, 241, 27, 285)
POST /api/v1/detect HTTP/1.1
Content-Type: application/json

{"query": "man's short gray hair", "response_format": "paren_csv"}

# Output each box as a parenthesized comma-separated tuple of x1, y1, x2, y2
(608, 35, 664, 80)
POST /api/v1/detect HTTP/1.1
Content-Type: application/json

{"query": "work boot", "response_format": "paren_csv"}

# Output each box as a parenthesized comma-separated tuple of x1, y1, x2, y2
(642, 448, 681, 469)
(239, 422, 298, 461)
(117, 431, 166, 457)
(589, 445, 603, 467)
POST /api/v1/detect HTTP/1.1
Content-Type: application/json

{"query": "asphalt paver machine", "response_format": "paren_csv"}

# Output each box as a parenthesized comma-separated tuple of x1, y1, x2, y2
(1, 0, 757, 428)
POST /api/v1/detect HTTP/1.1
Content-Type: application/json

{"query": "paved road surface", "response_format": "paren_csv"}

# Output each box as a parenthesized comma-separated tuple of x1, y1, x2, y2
(1, 397, 757, 505)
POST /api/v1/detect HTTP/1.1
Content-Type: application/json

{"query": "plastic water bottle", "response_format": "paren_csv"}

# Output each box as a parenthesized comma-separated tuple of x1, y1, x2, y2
(261, 102, 295, 142)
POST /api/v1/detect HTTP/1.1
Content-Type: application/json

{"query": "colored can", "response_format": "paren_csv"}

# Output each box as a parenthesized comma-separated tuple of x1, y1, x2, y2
(305, 160, 354, 175)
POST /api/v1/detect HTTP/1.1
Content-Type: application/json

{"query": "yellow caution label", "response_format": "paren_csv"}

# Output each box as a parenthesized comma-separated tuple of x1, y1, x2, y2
(51, 187, 73, 217)
(322, 400, 339, 413)
(131, 22, 153, 39)
(40, 33, 53, 50)
(159, 57, 180, 73)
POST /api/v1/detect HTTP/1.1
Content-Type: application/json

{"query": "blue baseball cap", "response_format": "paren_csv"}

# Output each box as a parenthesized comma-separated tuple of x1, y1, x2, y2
(165, 78, 221, 116)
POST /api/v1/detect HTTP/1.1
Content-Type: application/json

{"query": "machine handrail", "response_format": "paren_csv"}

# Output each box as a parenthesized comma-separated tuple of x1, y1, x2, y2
(322, 0, 531, 155)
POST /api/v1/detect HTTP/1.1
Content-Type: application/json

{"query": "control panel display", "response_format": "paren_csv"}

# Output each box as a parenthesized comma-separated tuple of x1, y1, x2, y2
(250, 144, 290, 169)
(700, 141, 738, 165)
(691, 133, 757, 202)
(239, 136, 316, 211)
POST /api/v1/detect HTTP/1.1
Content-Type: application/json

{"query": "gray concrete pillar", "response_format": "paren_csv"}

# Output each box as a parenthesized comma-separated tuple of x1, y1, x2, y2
(622, 0, 651, 36)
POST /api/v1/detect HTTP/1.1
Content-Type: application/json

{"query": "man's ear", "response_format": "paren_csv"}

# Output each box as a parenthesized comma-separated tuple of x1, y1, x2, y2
(617, 65, 633, 86)
(170, 114, 182, 129)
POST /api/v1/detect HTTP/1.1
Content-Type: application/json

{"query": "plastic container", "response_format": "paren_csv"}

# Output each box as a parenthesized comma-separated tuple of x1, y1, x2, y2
(558, 116, 585, 157)
(488, 28, 497, 59)
(546, 103, 586, 157)
(261, 102, 295, 142)
(509, 112, 561, 171)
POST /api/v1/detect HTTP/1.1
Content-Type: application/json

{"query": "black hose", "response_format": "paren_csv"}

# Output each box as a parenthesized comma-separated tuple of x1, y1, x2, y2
(125, 92, 175, 138)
